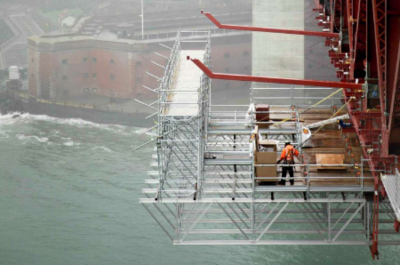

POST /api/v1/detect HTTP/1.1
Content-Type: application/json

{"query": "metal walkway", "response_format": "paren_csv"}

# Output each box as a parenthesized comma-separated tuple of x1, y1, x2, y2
(382, 169, 400, 221)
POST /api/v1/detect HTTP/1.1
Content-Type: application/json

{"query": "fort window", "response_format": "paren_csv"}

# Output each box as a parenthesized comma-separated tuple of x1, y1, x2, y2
(110, 59, 115, 64)
(92, 88, 98, 93)
(83, 88, 89, 94)
(243, 51, 250, 56)
(224, 52, 230, 58)
(136, 77, 142, 83)
(110, 74, 115, 81)
(136, 61, 141, 66)
(83, 57, 88, 62)
(62, 75, 68, 80)
(92, 57, 97, 63)
(225, 68, 230, 73)
(62, 59, 68, 65)
(31, 58, 34, 63)
(83, 73, 89, 78)
(110, 90, 115, 96)
(93, 73, 97, 79)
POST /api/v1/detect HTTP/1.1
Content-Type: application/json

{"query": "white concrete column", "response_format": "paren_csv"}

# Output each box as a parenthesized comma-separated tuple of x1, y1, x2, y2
(252, 0, 305, 84)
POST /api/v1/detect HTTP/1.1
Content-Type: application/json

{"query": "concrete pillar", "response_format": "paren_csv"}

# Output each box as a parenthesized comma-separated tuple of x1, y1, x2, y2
(252, 0, 305, 105)
(252, 0, 305, 81)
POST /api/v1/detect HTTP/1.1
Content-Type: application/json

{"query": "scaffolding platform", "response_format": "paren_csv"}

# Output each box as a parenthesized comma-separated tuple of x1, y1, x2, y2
(139, 31, 400, 249)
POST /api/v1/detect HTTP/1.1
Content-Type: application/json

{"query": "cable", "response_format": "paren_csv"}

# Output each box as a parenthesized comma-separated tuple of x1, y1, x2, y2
(271, 88, 343, 127)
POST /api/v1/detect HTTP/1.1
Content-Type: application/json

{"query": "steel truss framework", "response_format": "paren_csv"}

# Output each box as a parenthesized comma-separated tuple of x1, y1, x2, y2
(142, 195, 399, 246)
(151, 31, 211, 201)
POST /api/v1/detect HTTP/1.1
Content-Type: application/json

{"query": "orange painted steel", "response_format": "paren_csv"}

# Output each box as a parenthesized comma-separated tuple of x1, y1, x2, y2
(189, 57, 363, 90)
(201, 11, 340, 38)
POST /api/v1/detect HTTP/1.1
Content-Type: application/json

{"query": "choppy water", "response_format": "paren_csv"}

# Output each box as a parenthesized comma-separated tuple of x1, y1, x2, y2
(0, 113, 398, 265)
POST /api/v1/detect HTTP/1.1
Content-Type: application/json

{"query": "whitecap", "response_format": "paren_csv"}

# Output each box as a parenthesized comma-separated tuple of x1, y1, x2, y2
(34, 136, 49, 143)
(63, 141, 80, 147)
(17, 134, 49, 143)
(134, 127, 157, 137)
(0, 113, 149, 137)
(93, 146, 112, 153)
(0, 112, 24, 126)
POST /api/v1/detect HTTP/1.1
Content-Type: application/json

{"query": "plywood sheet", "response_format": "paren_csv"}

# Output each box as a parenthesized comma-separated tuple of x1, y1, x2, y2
(315, 154, 346, 170)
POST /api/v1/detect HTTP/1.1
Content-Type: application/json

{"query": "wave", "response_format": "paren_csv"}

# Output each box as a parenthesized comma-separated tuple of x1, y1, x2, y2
(134, 127, 157, 137)
(0, 112, 25, 126)
(93, 146, 112, 153)
(0, 113, 157, 142)
(17, 134, 49, 143)
(63, 141, 80, 147)
(0, 112, 148, 136)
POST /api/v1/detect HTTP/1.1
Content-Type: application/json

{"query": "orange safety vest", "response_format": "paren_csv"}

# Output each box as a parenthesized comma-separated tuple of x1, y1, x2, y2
(280, 145, 299, 163)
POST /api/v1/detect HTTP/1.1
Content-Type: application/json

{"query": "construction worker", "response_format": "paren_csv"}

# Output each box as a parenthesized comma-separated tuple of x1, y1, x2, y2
(277, 141, 299, 186)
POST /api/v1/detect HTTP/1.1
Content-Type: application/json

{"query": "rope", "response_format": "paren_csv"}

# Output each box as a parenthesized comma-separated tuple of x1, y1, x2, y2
(300, 88, 343, 114)
(271, 88, 343, 127)
(270, 116, 295, 127)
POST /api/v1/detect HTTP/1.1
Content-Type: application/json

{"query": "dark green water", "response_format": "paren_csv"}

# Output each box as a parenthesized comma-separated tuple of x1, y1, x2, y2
(0, 113, 398, 264)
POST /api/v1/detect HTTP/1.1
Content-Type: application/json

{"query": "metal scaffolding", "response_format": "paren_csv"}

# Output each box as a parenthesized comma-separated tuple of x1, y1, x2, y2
(140, 32, 400, 248)
(147, 31, 211, 201)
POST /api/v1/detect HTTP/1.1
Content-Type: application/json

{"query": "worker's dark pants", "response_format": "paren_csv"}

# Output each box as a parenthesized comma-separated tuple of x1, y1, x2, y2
(281, 166, 294, 185)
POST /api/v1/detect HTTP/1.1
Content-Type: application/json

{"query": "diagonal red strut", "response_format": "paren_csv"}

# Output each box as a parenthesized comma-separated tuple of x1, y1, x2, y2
(201, 11, 340, 38)
(189, 57, 363, 90)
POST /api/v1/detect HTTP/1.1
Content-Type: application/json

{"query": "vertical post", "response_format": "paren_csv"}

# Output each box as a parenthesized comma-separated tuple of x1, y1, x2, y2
(176, 203, 181, 241)
(251, 200, 255, 241)
(306, 160, 310, 191)
(361, 156, 364, 192)
(291, 86, 294, 106)
(328, 201, 331, 242)
(141, 0, 144, 39)
(367, 202, 370, 242)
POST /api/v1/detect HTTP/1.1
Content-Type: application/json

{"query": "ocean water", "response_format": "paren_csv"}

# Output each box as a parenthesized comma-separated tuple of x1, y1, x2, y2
(0, 113, 398, 265)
